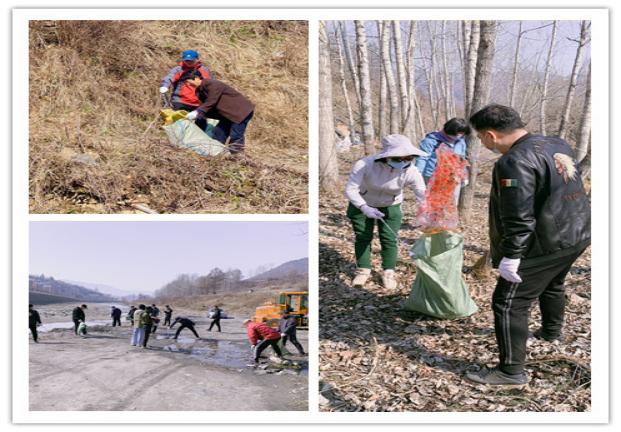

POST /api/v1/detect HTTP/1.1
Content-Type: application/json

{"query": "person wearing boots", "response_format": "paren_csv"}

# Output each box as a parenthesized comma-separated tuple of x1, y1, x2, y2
(345, 134, 427, 290)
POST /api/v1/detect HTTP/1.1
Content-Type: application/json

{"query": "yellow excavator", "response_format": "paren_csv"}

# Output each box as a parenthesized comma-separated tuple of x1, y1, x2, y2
(253, 291, 308, 329)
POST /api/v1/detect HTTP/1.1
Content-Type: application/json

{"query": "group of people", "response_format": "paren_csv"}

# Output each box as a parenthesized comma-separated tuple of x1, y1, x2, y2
(29, 301, 307, 369)
(344, 104, 591, 386)
(159, 49, 255, 154)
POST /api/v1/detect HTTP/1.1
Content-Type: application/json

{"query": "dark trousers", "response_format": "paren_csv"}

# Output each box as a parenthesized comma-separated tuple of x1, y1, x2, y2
(29, 325, 38, 342)
(209, 111, 254, 153)
(282, 334, 305, 354)
(174, 324, 200, 339)
(172, 101, 207, 131)
(209, 319, 221, 332)
(73, 320, 81, 335)
(492, 249, 586, 374)
(254, 338, 283, 362)
(164, 315, 171, 326)
(112, 317, 121, 327)
(143, 325, 152, 347)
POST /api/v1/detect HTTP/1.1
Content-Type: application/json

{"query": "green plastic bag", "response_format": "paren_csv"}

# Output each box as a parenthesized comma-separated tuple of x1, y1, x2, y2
(162, 119, 227, 157)
(403, 231, 478, 319)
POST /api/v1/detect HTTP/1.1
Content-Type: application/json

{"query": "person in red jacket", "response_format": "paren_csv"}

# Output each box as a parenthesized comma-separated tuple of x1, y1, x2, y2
(243, 319, 284, 366)
(159, 50, 211, 129)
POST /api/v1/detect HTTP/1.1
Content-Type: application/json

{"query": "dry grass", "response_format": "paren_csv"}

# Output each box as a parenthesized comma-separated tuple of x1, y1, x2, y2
(29, 20, 308, 214)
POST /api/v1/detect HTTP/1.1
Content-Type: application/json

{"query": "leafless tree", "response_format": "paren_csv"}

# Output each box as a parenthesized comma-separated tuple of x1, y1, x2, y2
(377, 21, 388, 138)
(334, 23, 358, 145)
(319, 21, 339, 192)
(558, 20, 590, 139)
(355, 20, 376, 154)
(339, 21, 361, 112)
(403, 21, 424, 139)
(393, 20, 409, 130)
(463, 20, 480, 118)
(459, 20, 498, 222)
(575, 62, 591, 163)
(508, 21, 524, 107)
(380, 21, 400, 134)
(539, 20, 557, 135)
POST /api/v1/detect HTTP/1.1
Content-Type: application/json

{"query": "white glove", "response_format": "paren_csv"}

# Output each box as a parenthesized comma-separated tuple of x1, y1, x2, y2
(360, 204, 385, 219)
(281, 333, 286, 337)
(186, 110, 198, 121)
(159, 86, 169, 94)
(498, 257, 522, 283)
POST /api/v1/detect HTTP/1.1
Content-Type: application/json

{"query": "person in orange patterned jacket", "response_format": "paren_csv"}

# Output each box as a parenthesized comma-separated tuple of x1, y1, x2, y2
(243, 319, 284, 366)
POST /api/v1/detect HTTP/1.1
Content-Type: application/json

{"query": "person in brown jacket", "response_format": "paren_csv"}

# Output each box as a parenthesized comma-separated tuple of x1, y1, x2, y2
(183, 70, 254, 154)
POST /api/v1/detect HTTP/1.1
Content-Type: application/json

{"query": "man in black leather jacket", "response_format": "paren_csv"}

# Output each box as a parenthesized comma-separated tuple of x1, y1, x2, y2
(464, 104, 591, 386)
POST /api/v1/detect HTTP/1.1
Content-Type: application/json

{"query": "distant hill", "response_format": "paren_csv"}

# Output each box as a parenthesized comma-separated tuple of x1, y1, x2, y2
(246, 257, 308, 282)
(61, 279, 135, 298)
(29, 275, 117, 303)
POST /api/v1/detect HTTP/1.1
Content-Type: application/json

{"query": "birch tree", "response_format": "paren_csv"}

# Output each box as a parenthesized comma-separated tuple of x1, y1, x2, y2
(463, 20, 480, 118)
(334, 24, 358, 145)
(354, 20, 376, 154)
(576, 62, 591, 163)
(381, 21, 400, 134)
(459, 20, 498, 222)
(340, 21, 362, 112)
(403, 21, 424, 139)
(318, 21, 339, 193)
(539, 20, 557, 135)
(377, 21, 388, 138)
(508, 21, 523, 107)
(392, 20, 410, 130)
(558, 20, 590, 140)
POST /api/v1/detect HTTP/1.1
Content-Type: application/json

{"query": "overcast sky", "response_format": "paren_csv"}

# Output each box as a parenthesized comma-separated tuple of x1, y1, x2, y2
(29, 221, 308, 294)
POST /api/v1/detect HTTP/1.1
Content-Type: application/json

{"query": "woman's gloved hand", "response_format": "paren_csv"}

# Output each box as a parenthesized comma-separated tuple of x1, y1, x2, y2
(360, 204, 385, 219)
(186, 110, 198, 121)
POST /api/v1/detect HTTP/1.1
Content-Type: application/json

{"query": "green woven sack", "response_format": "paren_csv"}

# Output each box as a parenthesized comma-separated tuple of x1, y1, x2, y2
(403, 231, 478, 319)
(162, 119, 227, 157)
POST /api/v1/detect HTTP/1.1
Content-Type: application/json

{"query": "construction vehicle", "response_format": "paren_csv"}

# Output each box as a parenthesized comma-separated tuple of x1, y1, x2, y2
(253, 291, 308, 329)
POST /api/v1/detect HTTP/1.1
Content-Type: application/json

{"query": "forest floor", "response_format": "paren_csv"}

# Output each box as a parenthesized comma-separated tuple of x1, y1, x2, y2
(318, 148, 592, 412)
(29, 303, 308, 411)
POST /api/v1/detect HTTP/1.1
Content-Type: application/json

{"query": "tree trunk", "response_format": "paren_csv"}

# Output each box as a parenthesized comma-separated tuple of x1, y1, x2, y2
(354, 20, 376, 155)
(381, 20, 400, 134)
(540, 20, 557, 135)
(393, 20, 410, 130)
(576, 62, 591, 162)
(508, 21, 523, 107)
(318, 21, 339, 193)
(403, 21, 424, 139)
(558, 20, 590, 140)
(377, 21, 388, 138)
(441, 20, 451, 120)
(334, 24, 358, 145)
(459, 21, 498, 222)
(464, 20, 480, 118)
(340, 21, 362, 112)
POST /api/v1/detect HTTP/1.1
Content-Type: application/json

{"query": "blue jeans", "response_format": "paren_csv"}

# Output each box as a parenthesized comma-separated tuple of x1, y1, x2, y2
(210, 111, 254, 153)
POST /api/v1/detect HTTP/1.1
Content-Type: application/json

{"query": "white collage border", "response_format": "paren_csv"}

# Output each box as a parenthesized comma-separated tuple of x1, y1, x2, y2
(11, 7, 609, 425)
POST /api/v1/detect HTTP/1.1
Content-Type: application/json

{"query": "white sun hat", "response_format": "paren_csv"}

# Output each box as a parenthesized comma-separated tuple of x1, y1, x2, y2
(374, 134, 429, 160)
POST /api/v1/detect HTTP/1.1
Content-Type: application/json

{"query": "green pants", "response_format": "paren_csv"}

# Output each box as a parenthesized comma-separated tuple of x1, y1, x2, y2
(346, 202, 403, 270)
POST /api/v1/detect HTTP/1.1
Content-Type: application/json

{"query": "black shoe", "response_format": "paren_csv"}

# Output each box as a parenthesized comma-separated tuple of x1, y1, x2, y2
(532, 328, 565, 343)
(465, 366, 529, 387)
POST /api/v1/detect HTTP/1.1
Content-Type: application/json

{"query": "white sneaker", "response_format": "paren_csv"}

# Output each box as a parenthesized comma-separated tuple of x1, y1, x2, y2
(352, 268, 371, 286)
(382, 269, 397, 289)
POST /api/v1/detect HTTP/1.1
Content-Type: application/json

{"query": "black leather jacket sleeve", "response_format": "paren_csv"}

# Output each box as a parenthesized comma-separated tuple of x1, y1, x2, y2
(494, 155, 539, 259)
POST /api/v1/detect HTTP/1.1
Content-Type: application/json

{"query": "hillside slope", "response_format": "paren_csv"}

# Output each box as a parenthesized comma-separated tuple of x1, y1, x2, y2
(29, 20, 308, 214)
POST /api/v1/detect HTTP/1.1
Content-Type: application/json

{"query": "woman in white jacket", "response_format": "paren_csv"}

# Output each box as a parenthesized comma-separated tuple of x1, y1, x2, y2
(345, 134, 428, 289)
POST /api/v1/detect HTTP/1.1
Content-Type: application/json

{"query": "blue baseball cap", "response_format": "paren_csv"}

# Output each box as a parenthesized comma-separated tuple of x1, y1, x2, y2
(181, 50, 199, 61)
